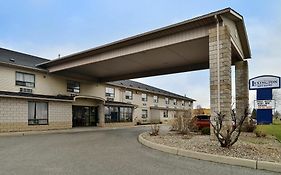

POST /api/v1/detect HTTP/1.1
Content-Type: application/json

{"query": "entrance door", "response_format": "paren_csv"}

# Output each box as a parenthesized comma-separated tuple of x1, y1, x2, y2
(72, 106, 98, 127)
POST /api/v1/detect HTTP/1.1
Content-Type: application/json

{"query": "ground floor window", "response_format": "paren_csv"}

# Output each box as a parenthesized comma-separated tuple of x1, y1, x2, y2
(142, 109, 148, 118)
(28, 102, 48, 125)
(105, 106, 133, 123)
(163, 110, 168, 118)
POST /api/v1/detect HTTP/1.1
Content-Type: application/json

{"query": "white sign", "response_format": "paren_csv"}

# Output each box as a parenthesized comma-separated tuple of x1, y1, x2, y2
(254, 100, 275, 109)
(249, 76, 280, 90)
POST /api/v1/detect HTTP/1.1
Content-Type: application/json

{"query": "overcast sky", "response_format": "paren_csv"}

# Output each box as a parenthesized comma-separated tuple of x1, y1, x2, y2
(1, 0, 280, 110)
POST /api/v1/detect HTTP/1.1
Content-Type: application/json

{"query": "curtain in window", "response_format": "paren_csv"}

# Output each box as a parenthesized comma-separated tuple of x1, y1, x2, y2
(28, 102, 35, 120)
(16, 72, 24, 81)
(24, 74, 34, 83)
(36, 102, 48, 120)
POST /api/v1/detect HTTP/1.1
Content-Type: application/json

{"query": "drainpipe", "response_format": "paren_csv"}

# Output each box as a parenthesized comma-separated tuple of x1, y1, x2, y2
(215, 15, 221, 112)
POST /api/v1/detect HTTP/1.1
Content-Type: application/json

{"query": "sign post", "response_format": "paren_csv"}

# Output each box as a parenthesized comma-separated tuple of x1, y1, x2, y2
(249, 75, 280, 124)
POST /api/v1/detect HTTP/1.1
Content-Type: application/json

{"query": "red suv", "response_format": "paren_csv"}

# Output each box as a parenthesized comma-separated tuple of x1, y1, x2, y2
(194, 115, 210, 129)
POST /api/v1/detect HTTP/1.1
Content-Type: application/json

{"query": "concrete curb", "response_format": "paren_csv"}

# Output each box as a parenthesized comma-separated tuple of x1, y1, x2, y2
(0, 125, 143, 137)
(138, 133, 281, 173)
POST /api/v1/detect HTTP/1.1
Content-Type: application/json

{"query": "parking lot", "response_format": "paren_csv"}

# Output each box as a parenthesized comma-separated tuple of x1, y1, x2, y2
(0, 127, 279, 175)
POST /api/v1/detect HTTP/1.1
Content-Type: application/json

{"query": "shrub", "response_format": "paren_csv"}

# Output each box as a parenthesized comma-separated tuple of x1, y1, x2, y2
(243, 118, 256, 132)
(211, 108, 249, 148)
(201, 127, 210, 135)
(254, 129, 267, 137)
(150, 124, 160, 136)
(170, 110, 197, 135)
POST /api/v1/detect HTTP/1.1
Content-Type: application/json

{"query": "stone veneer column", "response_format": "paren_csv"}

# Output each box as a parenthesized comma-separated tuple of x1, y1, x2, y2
(235, 60, 249, 119)
(209, 25, 233, 133)
(98, 103, 105, 127)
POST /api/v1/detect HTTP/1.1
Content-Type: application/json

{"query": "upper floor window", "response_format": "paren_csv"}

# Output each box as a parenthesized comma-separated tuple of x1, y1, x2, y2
(125, 90, 133, 100)
(141, 93, 147, 102)
(173, 99, 177, 105)
(67, 80, 80, 93)
(105, 87, 115, 97)
(16, 72, 35, 88)
(153, 96, 158, 103)
(165, 97, 169, 105)
(182, 100, 185, 106)
(142, 109, 148, 118)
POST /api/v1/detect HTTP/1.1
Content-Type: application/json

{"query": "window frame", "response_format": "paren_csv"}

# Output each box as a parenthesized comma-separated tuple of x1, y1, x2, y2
(28, 101, 49, 125)
(15, 71, 35, 88)
(165, 97, 169, 105)
(173, 99, 177, 105)
(182, 100, 185, 106)
(141, 93, 147, 102)
(67, 80, 80, 93)
(153, 95, 158, 103)
(125, 90, 133, 100)
(105, 87, 115, 98)
(163, 110, 168, 118)
(141, 109, 148, 118)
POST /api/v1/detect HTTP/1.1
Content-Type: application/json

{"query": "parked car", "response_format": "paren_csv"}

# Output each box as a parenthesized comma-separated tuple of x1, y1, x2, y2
(194, 114, 210, 129)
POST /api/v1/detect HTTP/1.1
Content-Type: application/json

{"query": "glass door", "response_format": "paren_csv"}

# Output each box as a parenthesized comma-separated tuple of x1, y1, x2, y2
(72, 106, 98, 127)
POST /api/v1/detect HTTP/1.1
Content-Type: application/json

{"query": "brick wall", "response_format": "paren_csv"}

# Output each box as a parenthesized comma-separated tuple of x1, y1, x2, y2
(0, 97, 72, 132)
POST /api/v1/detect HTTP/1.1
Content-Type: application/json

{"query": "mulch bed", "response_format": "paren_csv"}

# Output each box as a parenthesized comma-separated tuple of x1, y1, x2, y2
(142, 130, 281, 163)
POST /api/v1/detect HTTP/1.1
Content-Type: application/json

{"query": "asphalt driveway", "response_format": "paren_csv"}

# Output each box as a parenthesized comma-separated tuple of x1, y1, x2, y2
(0, 127, 279, 175)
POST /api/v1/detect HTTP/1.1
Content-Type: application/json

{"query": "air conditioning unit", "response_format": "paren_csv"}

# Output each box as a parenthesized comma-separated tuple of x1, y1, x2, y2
(107, 97, 114, 101)
(20, 88, 33, 94)
(70, 93, 77, 97)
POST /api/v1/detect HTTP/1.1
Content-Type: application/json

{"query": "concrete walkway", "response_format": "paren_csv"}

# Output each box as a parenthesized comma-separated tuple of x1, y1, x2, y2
(0, 127, 279, 175)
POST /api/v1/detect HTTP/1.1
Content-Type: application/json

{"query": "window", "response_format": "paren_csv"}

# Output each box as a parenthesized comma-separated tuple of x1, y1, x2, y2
(67, 80, 80, 93)
(163, 110, 168, 118)
(16, 72, 35, 88)
(165, 97, 169, 105)
(182, 100, 185, 106)
(142, 109, 148, 118)
(141, 93, 147, 102)
(173, 99, 177, 105)
(120, 107, 133, 122)
(189, 101, 192, 107)
(105, 87, 115, 97)
(28, 102, 48, 125)
(125, 90, 133, 100)
(153, 96, 158, 103)
(105, 106, 133, 123)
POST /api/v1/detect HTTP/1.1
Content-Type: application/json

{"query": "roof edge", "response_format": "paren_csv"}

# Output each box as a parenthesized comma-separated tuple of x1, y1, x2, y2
(38, 7, 237, 68)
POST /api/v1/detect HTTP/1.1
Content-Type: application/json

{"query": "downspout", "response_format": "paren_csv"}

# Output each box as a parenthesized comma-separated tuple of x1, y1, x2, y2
(215, 15, 221, 112)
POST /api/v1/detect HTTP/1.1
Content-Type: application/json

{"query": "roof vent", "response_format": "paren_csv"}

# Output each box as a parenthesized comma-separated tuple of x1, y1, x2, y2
(9, 58, 15, 62)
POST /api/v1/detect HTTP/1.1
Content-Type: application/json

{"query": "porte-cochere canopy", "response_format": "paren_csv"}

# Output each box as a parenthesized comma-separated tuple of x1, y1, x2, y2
(38, 8, 250, 82)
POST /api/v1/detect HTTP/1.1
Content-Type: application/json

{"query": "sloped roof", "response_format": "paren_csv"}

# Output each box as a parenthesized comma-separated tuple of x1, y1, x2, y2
(107, 80, 195, 101)
(0, 48, 49, 70)
(0, 47, 194, 101)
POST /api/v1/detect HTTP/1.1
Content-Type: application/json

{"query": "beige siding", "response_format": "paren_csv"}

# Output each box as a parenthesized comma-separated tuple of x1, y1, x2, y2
(0, 65, 105, 99)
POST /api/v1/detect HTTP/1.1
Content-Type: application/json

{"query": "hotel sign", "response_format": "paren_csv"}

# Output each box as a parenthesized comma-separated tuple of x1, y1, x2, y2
(254, 100, 275, 109)
(249, 75, 280, 90)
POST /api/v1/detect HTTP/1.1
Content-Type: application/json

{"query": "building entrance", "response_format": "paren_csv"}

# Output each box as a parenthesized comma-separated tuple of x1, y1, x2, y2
(72, 106, 98, 127)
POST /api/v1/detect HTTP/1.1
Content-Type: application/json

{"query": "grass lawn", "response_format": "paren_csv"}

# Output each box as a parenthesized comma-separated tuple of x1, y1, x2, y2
(256, 119, 281, 142)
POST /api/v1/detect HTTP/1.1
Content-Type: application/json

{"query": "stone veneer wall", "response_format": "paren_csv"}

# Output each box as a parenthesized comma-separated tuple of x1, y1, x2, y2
(209, 25, 233, 134)
(235, 61, 249, 119)
(0, 97, 72, 132)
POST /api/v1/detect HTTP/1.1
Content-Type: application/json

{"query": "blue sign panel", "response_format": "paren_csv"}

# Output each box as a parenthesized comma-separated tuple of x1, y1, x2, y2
(249, 75, 280, 125)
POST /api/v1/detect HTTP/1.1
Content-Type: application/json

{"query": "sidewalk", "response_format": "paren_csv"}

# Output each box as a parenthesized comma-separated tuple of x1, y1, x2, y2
(0, 125, 144, 137)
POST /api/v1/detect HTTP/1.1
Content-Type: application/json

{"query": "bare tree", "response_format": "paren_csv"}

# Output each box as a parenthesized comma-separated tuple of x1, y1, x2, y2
(211, 108, 249, 148)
